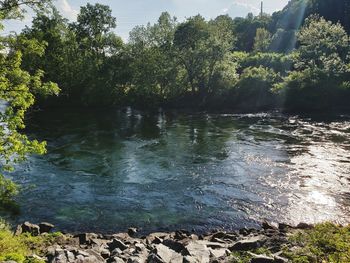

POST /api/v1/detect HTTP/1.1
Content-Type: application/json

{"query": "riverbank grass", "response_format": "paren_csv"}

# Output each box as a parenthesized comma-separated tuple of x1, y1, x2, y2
(0, 220, 62, 263)
(231, 223, 350, 263)
(285, 222, 350, 262)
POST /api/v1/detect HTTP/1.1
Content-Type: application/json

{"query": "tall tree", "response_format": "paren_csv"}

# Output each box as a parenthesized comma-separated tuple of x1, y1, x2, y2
(0, 0, 59, 205)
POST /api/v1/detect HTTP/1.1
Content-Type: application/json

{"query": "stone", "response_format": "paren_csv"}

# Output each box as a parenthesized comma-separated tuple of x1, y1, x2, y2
(65, 250, 75, 262)
(296, 223, 313, 229)
(250, 254, 275, 263)
(174, 230, 189, 240)
(108, 257, 125, 263)
(109, 239, 129, 251)
(239, 228, 249, 236)
(75, 233, 98, 245)
(39, 222, 55, 233)
(21, 222, 40, 236)
(128, 228, 138, 237)
(262, 221, 278, 230)
(185, 242, 210, 263)
(278, 223, 292, 231)
(100, 248, 111, 259)
(229, 236, 266, 251)
(209, 248, 229, 259)
(162, 239, 187, 253)
(152, 244, 183, 263)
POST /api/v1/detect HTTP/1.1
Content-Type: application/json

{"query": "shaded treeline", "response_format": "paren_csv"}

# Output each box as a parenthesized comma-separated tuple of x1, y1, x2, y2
(15, 0, 350, 112)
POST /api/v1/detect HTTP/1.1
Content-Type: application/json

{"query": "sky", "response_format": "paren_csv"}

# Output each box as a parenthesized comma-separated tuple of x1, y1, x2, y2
(2, 0, 289, 41)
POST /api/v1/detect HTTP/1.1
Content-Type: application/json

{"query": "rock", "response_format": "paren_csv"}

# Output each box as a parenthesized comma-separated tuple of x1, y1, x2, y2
(75, 233, 98, 245)
(239, 228, 249, 236)
(151, 244, 183, 263)
(20, 222, 40, 236)
(65, 250, 75, 262)
(108, 257, 125, 263)
(146, 233, 169, 245)
(162, 239, 187, 253)
(262, 221, 278, 230)
(229, 236, 266, 251)
(210, 232, 237, 242)
(209, 248, 230, 259)
(296, 223, 313, 230)
(109, 239, 129, 251)
(250, 254, 275, 263)
(174, 230, 190, 240)
(100, 248, 111, 259)
(39, 222, 55, 233)
(128, 228, 138, 237)
(278, 223, 292, 231)
(152, 236, 163, 244)
(185, 241, 210, 263)
(183, 255, 201, 263)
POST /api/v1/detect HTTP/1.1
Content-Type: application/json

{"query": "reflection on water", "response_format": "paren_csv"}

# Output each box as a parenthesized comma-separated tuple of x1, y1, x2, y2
(4, 109, 350, 233)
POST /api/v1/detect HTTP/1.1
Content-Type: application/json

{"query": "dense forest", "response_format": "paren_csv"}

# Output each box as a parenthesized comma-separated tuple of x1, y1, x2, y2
(4, 0, 348, 112)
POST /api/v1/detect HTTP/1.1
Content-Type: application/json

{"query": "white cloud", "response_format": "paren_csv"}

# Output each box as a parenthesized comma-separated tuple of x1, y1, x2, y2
(57, 0, 78, 21)
(232, 1, 260, 13)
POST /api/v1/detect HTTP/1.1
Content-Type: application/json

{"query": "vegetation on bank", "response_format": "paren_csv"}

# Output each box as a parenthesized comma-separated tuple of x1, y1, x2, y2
(16, 0, 350, 112)
(0, 222, 349, 262)
(0, 221, 62, 263)
(231, 223, 350, 263)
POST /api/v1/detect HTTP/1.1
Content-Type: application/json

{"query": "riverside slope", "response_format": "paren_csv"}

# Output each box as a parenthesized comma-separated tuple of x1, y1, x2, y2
(13, 221, 316, 263)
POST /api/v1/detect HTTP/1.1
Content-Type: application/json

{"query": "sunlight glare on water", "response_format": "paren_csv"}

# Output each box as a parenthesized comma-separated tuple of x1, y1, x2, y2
(4, 109, 350, 233)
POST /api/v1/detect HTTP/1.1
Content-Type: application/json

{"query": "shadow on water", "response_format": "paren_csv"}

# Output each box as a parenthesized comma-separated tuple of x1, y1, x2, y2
(2, 108, 350, 233)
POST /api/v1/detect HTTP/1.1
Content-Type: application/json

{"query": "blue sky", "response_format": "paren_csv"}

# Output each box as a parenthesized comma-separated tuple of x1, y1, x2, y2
(2, 0, 289, 41)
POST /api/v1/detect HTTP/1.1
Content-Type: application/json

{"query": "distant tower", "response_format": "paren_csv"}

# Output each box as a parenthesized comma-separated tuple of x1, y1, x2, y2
(260, 1, 263, 18)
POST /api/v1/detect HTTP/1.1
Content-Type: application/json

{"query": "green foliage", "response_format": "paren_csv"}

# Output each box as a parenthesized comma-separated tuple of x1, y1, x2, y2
(253, 28, 272, 52)
(0, 220, 61, 263)
(234, 66, 281, 111)
(284, 223, 350, 263)
(0, 0, 59, 205)
(276, 16, 350, 112)
(234, 51, 293, 75)
(6, 1, 350, 112)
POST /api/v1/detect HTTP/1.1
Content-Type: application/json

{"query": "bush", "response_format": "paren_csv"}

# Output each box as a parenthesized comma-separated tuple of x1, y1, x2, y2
(233, 66, 281, 111)
(285, 223, 350, 263)
(275, 68, 349, 112)
(0, 220, 61, 263)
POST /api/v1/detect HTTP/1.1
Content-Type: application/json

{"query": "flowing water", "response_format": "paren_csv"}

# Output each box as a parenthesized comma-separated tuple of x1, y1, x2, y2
(4, 108, 350, 233)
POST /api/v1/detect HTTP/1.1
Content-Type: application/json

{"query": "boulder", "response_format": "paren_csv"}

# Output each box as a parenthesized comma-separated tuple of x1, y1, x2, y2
(151, 244, 183, 263)
(229, 236, 266, 251)
(184, 241, 210, 263)
(20, 222, 40, 236)
(128, 228, 138, 237)
(250, 254, 275, 263)
(296, 223, 313, 230)
(75, 233, 98, 245)
(109, 239, 129, 251)
(39, 222, 55, 233)
(162, 239, 187, 254)
(262, 221, 278, 231)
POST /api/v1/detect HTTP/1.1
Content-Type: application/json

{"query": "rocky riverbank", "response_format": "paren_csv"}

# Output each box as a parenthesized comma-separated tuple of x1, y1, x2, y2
(7, 221, 325, 263)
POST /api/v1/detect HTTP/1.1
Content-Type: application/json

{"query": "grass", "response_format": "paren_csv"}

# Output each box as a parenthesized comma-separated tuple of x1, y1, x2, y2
(0, 220, 62, 263)
(230, 223, 350, 263)
(284, 222, 350, 263)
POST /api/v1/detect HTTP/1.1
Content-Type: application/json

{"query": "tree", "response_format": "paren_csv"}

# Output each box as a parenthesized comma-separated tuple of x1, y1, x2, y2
(73, 3, 117, 54)
(253, 28, 272, 52)
(296, 15, 349, 73)
(277, 16, 350, 112)
(128, 12, 180, 107)
(0, 0, 59, 205)
(174, 15, 235, 100)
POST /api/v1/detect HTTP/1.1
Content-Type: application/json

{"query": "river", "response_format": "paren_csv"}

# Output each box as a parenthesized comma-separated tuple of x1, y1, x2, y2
(4, 108, 350, 233)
